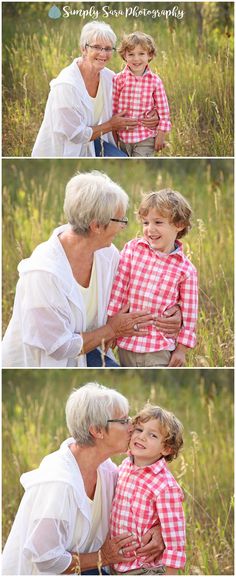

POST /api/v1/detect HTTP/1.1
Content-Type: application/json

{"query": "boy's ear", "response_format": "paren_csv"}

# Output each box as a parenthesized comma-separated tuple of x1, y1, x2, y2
(176, 221, 185, 232)
(162, 446, 173, 457)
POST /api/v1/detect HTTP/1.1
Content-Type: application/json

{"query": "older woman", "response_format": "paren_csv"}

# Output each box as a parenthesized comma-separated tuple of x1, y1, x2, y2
(2, 383, 164, 575)
(31, 21, 158, 158)
(2, 171, 180, 368)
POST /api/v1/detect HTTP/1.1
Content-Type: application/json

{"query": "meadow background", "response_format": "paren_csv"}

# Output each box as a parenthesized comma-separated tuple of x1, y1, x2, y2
(2, 368, 234, 575)
(2, 158, 234, 367)
(2, 1, 234, 157)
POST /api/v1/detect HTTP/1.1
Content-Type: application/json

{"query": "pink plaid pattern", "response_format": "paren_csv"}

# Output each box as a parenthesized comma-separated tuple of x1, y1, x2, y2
(110, 457, 186, 571)
(113, 65, 171, 143)
(107, 238, 198, 352)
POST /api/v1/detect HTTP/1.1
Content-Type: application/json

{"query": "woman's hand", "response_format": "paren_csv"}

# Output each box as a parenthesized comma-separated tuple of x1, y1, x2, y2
(107, 305, 154, 338)
(140, 109, 160, 130)
(136, 525, 164, 563)
(110, 111, 138, 132)
(154, 305, 182, 337)
(101, 532, 138, 565)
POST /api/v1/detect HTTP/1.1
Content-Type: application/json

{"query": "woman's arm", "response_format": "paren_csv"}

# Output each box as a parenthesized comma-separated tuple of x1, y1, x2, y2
(63, 533, 137, 574)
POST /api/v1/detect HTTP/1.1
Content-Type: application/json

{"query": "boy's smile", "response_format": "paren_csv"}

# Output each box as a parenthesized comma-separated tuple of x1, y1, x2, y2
(141, 208, 184, 254)
(130, 419, 171, 467)
(125, 44, 150, 76)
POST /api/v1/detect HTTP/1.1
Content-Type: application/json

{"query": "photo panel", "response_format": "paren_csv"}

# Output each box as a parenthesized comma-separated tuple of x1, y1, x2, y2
(2, 368, 234, 575)
(2, 157, 233, 368)
(2, 1, 234, 157)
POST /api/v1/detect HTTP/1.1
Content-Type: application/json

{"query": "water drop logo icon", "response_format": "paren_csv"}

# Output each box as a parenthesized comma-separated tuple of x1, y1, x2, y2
(48, 5, 61, 19)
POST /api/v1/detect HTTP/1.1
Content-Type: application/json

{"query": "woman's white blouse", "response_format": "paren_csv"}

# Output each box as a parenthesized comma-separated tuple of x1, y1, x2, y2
(31, 59, 116, 157)
(2, 225, 120, 367)
(2, 439, 118, 575)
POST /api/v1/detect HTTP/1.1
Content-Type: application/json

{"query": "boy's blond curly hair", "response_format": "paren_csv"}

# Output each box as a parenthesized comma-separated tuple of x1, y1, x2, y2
(118, 32, 157, 61)
(132, 403, 183, 462)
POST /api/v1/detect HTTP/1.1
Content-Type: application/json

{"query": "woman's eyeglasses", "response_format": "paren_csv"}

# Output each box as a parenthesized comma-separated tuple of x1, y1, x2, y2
(107, 418, 131, 425)
(85, 44, 116, 54)
(110, 217, 128, 226)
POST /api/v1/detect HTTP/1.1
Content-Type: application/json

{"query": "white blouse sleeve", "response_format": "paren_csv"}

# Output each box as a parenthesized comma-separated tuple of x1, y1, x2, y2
(50, 84, 93, 144)
(22, 483, 76, 574)
(20, 271, 83, 359)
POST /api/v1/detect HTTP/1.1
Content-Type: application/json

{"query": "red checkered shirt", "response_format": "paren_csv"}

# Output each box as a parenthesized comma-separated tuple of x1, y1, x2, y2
(112, 65, 171, 143)
(107, 238, 198, 352)
(110, 456, 186, 572)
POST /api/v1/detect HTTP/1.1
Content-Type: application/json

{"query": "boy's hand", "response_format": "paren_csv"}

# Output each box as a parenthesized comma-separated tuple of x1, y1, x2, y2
(155, 131, 166, 151)
(168, 345, 187, 367)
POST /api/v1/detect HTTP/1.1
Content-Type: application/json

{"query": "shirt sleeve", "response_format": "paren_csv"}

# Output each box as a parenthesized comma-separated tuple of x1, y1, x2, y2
(107, 244, 132, 316)
(177, 267, 198, 348)
(153, 77, 171, 132)
(112, 75, 120, 115)
(21, 271, 83, 359)
(22, 483, 75, 574)
(50, 84, 93, 144)
(157, 485, 186, 569)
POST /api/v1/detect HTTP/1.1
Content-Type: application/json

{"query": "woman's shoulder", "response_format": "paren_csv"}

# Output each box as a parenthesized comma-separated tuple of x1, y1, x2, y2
(101, 67, 115, 79)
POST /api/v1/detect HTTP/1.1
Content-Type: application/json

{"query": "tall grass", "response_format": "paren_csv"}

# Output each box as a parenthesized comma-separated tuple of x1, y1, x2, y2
(2, 158, 234, 367)
(2, 3, 234, 156)
(2, 368, 234, 575)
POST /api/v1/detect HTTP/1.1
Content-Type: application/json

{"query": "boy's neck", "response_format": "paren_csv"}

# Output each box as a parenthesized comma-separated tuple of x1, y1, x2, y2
(127, 64, 148, 77)
(132, 454, 163, 467)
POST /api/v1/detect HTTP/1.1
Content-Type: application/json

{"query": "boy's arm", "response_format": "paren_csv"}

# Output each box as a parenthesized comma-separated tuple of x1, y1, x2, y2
(153, 78, 171, 149)
(176, 267, 198, 349)
(107, 243, 133, 316)
(112, 75, 120, 116)
(156, 485, 186, 572)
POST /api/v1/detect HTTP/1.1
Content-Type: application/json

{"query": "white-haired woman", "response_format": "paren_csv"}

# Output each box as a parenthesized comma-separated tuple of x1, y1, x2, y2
(2, 171, 180, 368)
(31, 21, 158, 158)
(2, 383, 164, 575)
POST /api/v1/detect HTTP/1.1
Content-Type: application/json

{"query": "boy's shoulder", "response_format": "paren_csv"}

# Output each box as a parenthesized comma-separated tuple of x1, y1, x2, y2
(152, 460, 184, 496)
(175, 242, 197, 273)
(121, 237, 148, 254)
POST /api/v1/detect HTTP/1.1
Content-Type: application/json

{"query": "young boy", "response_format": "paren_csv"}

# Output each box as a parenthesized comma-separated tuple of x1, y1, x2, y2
(112, 32, 171, 157)
(107, 189, 198, 367)
(110, 404, 186, 575)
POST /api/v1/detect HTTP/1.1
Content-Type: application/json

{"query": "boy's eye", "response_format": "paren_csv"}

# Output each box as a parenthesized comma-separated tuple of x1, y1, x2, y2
(134, 427, 143, 432)
(150, 433, 158, 438)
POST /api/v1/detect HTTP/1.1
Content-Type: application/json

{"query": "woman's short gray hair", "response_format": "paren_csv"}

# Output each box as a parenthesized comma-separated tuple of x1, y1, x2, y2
(64, 170, 128, 235)
(66, 383, 129, 446)
(80, 21, 117, 50)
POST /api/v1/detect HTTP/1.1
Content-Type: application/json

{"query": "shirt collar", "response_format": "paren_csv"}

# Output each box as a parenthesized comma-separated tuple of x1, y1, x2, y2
(122, 64, 153, 78)
(136, 237, 184, 257)
(128, 454, 167, 474)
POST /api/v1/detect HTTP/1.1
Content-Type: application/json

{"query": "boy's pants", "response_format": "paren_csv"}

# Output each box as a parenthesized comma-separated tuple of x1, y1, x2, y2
(114, 566, 165, 575)
(118, 348, 172, 367)
(119, 137, 155, 157)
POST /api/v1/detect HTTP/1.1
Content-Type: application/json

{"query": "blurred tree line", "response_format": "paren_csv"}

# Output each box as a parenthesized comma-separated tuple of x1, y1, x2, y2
(3, 2, 234, 36)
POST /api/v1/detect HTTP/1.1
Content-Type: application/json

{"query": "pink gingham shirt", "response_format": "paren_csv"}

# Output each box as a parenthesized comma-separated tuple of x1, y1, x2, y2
(107, 238, 198, 352)
(110, 456, 186, 572)
(113, 65, 171, 143)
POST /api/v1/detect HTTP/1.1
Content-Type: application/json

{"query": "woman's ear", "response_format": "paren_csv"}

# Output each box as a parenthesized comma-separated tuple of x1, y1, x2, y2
(89, 220, 102, 235)
(89, 425, 104, 440)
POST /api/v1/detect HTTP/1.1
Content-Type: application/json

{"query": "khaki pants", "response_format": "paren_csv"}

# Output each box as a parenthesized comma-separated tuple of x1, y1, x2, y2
(119, 137, 155, 157)
(113, 566, 165, 575)
(118, 348, 172, 367)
